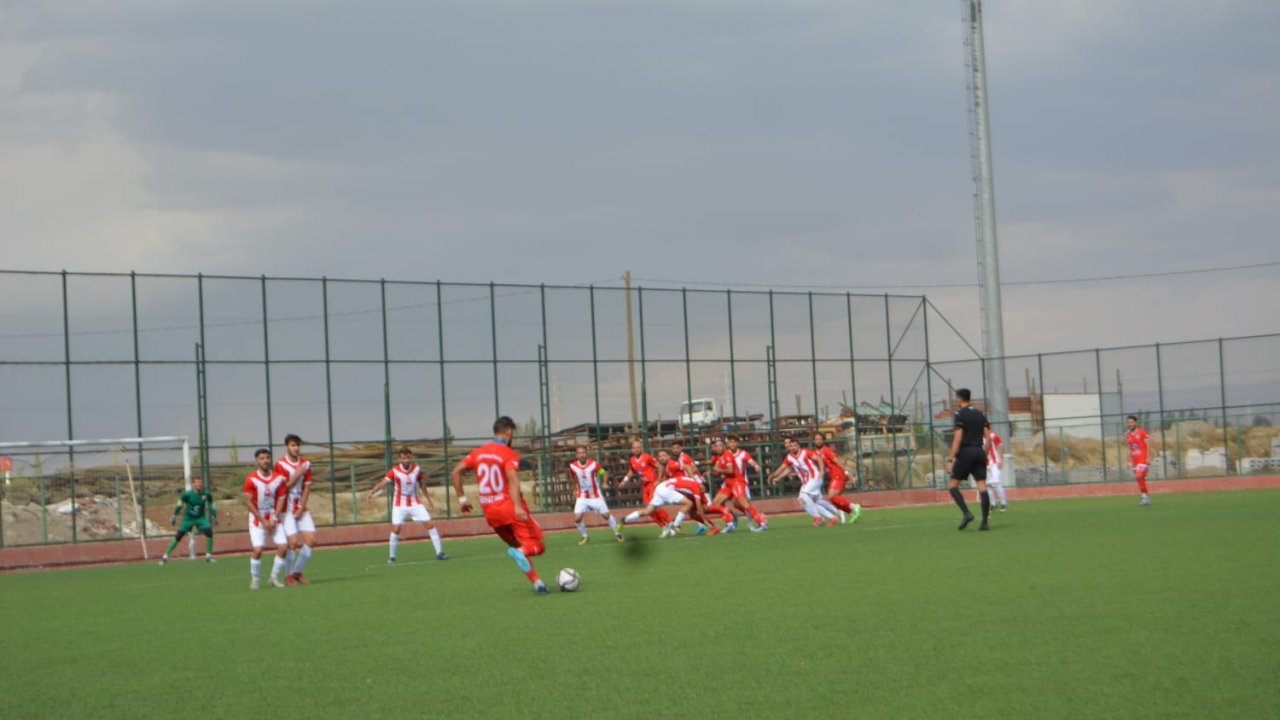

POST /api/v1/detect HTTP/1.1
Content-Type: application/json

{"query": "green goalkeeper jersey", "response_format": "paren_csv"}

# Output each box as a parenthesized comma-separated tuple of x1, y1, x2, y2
(176, 489, 217, 521)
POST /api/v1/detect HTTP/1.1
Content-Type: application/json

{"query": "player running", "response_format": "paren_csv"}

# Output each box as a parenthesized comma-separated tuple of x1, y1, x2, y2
(367, 446, 448, 563)
(567, 446, 623, 545)
(244, 448, 289, 589)
(813, 432, 861, 524)
(1126, 415, 1153, 506)
(450, 416, 549, 595)
(768, 437, 839, 526)
(276, 434, 316, 586)
(714, 435, 768, 532)
(618, 438, 672, 532)
(981, 422, 1008, 511)
(159, 475, 218, 564)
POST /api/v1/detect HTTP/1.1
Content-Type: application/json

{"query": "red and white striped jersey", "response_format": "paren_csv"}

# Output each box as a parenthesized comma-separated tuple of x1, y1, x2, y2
(568, 460, 603, 499)
(384, 463, 423, 507)
(732, 449, 754, 482)
(275, 455, 313, 514)
(785, 449, 822, 483)
(243, 470, 287, 526)
(986, 432, 1003, 465)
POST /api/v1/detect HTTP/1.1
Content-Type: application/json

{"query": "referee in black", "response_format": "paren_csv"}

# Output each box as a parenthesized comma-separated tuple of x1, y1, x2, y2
(945, 387, 990, 531)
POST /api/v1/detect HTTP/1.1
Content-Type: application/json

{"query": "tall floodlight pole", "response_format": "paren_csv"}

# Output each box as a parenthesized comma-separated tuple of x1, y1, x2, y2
(966, 0, 1009, 430)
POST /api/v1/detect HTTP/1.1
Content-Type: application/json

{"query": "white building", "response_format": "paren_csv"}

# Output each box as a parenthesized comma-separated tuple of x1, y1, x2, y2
(1042, 392, 1122, 440)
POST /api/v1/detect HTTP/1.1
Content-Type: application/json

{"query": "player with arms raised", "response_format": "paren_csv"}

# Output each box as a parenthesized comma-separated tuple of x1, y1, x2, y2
(244, 448, 289, 589)
(451, 416, 549, 595)
(159, 475, 218, 564)
(276, 434, 316, 586)
(367, 446, 448, 563)
(1126, 415, 1152, 506)
(567, 445, 623, 545)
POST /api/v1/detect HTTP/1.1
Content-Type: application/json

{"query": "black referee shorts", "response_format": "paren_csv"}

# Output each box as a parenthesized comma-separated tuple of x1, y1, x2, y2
(951, 446, 987, 481)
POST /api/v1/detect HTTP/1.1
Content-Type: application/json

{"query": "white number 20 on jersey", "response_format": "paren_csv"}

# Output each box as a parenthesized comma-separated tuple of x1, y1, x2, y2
(478, 464, 506, 496)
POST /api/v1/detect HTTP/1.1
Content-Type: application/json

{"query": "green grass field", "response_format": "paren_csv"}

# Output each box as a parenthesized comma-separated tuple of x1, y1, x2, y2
(3, 490, 1278, 720)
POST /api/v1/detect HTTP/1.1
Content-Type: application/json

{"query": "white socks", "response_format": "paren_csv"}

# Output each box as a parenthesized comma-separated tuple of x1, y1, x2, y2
(815, 498, 841, 519)
(389, 532, 399, 559)
(285, 549, 297, 572)
(429, 528, 443, 554)
(673, 511, 687, 528)
(623, 511, 642, 524)
(607, 515, 619, 534)
(293, 545, 312, 574)
(270, 555, 286, 579)
(250, 558, 262, 578)
(576, 520, 588, 539)
(995, 484, 1007, 505)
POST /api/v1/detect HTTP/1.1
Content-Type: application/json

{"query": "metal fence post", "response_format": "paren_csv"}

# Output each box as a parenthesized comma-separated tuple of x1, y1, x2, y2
(727, 290, 738, 418)
(260, 275, 273, 451)
(322, 278, 338, 526)
(489, 282, 500, 419)
(590, 285, 602, 447)
(1218, 337, 1230, 474)
(436, 281, 451, 518)
(1095, 348, 1107, 483)
(846, 293, 860, 468)
(807, 292, 819, 424)
(883, 294, 899, 488)
(130, 271, 146, 537)
(380, 279, 393, 469)
(1155, 343, 1168, 479)
(682, 288, 693, 415)
(638, 287, 649, 444)
(61, 270, 77, 543)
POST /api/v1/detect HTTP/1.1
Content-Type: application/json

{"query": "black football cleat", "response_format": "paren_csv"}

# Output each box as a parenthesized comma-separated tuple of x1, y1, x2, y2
(979, 520, 989, 531)
(959, 513, 975, 530)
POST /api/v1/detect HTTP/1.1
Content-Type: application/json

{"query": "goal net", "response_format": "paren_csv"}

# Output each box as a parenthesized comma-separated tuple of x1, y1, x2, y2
(0, 436, 192, 556)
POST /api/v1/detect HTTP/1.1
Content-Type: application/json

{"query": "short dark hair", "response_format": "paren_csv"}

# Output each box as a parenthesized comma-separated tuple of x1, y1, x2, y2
(493, 416, 517, 434)
(815, 431, 828, 440)
(983, 420, 991, 429)
(1127, 415, 1139, 422)
(254, 448, 271, 459)
(574, 445, 587, 452)
(283, 433, 302, 446)
(956, 388, 971, 402)
(726, 434, 740, 441)
(397, 446, 412, 456)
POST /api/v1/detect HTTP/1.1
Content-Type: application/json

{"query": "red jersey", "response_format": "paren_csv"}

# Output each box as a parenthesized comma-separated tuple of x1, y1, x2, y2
(986, 432, 1003, 466)
(670, 477, 704, 501)
(1127, 428, 1150, 464)
(243, 469, 287, 527)
(664, 458, 683, 480)
(785, 449, 822, 483)
(568, 459, 603, 499)
(713, 450, 738, 483)
(677, 452, 702, 479)
(384, 463, 423, 507)
(816, 444, 846, 482)
(462, 441, 523, 517)
(275, 454, 313, 514)
(630, 453, 659, 485)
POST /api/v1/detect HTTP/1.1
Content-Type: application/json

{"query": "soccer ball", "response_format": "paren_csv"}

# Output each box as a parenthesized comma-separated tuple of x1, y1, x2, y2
(556, 568, 581, 592)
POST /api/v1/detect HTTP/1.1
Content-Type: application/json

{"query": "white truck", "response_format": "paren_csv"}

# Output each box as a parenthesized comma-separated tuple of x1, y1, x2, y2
(678, 398, 720, 429)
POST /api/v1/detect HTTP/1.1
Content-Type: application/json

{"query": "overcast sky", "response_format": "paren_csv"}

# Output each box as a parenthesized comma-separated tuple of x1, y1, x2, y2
(3, 0, 1278, 356)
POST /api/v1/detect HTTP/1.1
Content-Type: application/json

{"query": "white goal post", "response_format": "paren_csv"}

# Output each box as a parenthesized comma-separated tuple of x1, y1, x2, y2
(0, 436, 193, 558)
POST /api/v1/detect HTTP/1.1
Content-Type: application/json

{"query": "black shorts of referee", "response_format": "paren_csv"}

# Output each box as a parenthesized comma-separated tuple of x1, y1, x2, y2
(950, 445, 987, 482)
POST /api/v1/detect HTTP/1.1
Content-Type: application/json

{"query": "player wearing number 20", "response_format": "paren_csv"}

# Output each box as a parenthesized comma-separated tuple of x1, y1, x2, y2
(451, 416, 549, 595)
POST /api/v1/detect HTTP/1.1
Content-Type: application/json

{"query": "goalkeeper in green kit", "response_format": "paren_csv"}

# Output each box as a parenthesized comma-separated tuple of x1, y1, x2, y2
(159, 476, 218, 564)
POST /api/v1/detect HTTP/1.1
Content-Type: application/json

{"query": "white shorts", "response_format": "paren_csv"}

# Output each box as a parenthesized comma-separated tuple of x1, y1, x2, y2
(799, 476, 825, 498)
(391, 505, 432, 525)
(249, 519, 288, 548)
(573, 497, 610, 516)
(986, 466, 1002, 486)
(282, 511, 316, 537)
(650, 483, 688, 507)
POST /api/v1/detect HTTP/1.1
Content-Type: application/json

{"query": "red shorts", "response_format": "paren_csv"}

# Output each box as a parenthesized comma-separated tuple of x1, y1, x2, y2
(715, 479, 748, 501)
(492, 516, 545, 549)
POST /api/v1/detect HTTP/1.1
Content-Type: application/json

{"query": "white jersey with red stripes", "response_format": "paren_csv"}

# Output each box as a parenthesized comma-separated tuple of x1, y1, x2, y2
(243, 470, 287, 527)
(785, 448, 822, 484)
(384, 463, 423, 507)
(986, 432, 1003, 465)
(568, 459, 603, 499)
(275, 454, 313, 514)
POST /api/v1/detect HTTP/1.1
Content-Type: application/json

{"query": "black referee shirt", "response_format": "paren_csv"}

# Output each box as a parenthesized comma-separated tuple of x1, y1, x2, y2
(954, 406, 986, 448)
